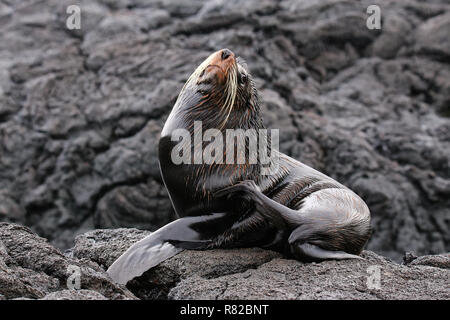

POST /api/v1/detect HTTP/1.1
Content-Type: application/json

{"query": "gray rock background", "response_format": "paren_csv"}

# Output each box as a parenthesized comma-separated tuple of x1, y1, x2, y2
(0, 0, 449, 262)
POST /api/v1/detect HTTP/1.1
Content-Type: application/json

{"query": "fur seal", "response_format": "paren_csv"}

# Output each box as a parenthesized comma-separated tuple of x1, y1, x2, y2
(107, 49, 371, 284)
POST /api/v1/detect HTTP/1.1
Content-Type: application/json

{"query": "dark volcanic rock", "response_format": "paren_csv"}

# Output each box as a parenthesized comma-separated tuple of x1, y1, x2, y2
(70, 228, 449, 300)
(168, 251, 450, 300)
(406, 252, 450, 269)
(41, 289, 108, 300)
(0, 224, 448, 300)
(0, 0, 449, 262)
(0, 223, 136, 300)
(71, 227, 151, 268)
(415, 12, 450, 61)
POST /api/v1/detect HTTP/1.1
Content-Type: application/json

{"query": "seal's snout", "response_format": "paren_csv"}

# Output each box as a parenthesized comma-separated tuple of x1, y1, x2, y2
(209, 48, 235, 70)
(200, 48, 236, 85)
(221, 48, 232, 60)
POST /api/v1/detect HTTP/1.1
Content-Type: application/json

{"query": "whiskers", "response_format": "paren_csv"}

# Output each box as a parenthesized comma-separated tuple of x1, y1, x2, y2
(220, 63, 237, 130)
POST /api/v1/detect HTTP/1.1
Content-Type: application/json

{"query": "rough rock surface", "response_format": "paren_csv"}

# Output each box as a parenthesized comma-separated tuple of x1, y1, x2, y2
(72, 227, 449, 300)
(0, 223, 136, 300)
(1, 223, 448, 300)
(0, 0, 449, 262)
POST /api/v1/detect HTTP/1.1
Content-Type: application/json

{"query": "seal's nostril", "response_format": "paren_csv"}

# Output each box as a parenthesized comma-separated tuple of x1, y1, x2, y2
(221, 49, 232, 60)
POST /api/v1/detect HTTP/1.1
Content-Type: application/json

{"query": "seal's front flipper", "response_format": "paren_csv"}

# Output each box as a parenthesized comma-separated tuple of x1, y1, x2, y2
(106, 228, 182, 285)
(107, 214, 225, 285)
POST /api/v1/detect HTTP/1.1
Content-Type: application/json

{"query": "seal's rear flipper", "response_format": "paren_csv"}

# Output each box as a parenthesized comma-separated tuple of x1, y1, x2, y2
(291, 242, 364, 262)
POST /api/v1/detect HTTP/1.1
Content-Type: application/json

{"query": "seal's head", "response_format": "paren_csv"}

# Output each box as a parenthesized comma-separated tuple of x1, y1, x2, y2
(175, 48, 262, 131)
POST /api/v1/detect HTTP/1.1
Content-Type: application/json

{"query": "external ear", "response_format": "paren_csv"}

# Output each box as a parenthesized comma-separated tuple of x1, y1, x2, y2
(236, 57, 248, 71)
(238, 72, 248, 85)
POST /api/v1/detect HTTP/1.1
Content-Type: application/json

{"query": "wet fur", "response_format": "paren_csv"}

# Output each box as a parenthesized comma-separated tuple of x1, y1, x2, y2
(107, 50, 371, 284)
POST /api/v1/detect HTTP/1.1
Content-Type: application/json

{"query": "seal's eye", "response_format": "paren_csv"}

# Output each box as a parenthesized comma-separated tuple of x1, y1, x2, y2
(238, 73, 248, 85)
